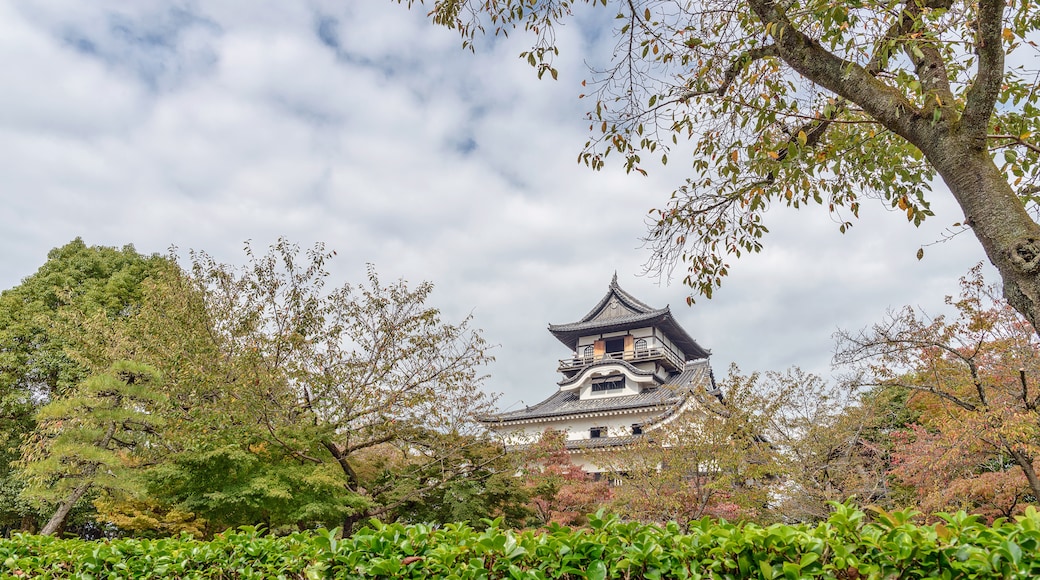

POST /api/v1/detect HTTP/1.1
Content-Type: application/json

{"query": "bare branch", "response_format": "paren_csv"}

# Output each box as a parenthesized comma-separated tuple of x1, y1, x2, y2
(989, 135, 1040, 156)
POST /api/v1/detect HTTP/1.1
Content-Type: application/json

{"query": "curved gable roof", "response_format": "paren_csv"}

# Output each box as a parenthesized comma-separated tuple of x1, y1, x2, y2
(548, 274, 710, 360)
(556, 358, 661, 387)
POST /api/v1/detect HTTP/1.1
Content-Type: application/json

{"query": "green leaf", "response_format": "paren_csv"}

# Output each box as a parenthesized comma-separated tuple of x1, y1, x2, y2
(587, 560, 607, 580)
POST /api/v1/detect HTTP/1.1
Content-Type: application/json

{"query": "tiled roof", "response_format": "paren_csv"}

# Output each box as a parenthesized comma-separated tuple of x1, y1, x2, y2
(486, 360, 714, 424)
(504, 434, 641, 453)
(564, 435, 640, 450)
(556, 358, 660, 387)
(669, 359, 711, 391)
(547, 276, 710, 360)
(485, 385, 684, 423)
(574, 272, 658, 321)
(549, 309, 670, 336)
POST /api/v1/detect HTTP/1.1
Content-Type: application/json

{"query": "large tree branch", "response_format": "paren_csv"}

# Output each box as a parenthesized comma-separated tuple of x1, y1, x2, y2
(322, 439, 360, 490)
(745, 0, 926, 143)
(999, 434, 1040, 499)
(893, 1, 956, 116)
(962, 0, 1007, 140)
(345, 431, 398, 454)
(857, 381, 977, 412)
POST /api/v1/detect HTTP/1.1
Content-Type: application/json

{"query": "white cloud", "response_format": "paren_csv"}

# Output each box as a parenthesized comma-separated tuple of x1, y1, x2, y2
(0, 0, 998, 411)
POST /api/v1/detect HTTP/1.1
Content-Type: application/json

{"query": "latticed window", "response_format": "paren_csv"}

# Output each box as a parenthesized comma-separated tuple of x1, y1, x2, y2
(591, 375, 625, 392)
(634, 338, 648, 356)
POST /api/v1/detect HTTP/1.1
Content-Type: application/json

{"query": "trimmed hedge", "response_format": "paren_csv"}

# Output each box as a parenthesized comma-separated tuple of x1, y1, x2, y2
(2, 504, 1039, 578)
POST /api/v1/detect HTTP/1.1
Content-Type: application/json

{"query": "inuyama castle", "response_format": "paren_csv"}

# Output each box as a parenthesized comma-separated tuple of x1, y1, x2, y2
(482, 275, 718, 473)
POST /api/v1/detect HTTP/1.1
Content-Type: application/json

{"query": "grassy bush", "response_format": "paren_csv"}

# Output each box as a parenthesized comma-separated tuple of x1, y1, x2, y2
(2, 504, 1039, 578)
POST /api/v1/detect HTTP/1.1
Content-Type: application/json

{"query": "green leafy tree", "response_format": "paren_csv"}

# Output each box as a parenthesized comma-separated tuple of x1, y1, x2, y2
(18, 361, 164, 536)
(0, 238, 168, 403)
(403, 0, 1040, 333)
(386, 432, 532, 527)
(174, 240, 499, 531)
(0, 239, 169, 532)
(138, 437, 364, 536)
(3, 239, 500, 535)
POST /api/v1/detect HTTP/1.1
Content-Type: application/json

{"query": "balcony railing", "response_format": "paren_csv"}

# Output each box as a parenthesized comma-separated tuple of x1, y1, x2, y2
(558, 339, 685, 372)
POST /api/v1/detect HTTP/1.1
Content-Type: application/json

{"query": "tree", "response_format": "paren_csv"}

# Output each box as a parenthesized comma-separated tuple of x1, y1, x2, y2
(403, 0, 1040, 331)
(18, 361, 165, 536)
(0, 238, 169, 403)
(1, 239, 500, 535)
(389, 433, 532, 528)
(520, 430, 612, 527)
(178, 240, 499, 530)
(835, 265, 1040, 516)
(0, 239, 170, 532)
(773, 376, 917, 521)
(605, 367, 783, 524)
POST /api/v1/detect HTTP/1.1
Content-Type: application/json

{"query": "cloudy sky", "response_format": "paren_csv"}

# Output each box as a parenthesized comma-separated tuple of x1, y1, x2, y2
(1, 1, 992, 410)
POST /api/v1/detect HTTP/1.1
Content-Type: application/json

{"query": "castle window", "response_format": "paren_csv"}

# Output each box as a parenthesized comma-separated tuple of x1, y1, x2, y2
(634, 338, 648, 357)
(582, 345, 594, 361)
(631, 424, 643, 435)
(591, 375, 625, 392)
(590, 426, 607, 438)
(604, 337, 625, 356)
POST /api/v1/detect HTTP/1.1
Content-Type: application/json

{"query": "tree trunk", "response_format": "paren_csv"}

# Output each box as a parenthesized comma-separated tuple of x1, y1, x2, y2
(1002, 439, 1040, 500)
(39, 421, 116, 536)
(321, 439, 359, 490)
(926, 139, 1040, 334)
(39, 480, 93, 536)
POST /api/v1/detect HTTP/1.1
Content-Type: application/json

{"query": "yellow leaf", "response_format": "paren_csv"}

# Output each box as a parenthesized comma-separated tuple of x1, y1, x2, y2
(731, 150, 739, 163)
(767, 150, 779, 159)
(797, 130, 807, 146)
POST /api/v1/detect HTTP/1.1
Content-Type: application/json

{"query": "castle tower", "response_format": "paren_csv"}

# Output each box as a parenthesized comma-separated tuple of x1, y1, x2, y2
(482, 274, 716, 473)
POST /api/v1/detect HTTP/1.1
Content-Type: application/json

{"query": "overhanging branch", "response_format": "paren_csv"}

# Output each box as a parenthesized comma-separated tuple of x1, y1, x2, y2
(963, 0, 1007, 140)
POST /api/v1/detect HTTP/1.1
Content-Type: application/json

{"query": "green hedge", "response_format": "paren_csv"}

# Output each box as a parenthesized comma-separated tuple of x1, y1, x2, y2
(2, 504, 1039, 578)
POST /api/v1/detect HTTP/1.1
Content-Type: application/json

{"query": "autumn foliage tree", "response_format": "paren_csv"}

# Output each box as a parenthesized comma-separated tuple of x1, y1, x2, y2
(401, 0, 1040, 337)
(836, 265, 1040, 518)
(771, 372, 918, 520)
(605, 368, 783, 525)
(521, 429, 611, 527)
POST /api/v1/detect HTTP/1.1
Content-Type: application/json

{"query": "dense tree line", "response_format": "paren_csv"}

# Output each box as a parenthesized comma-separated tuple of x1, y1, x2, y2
(2, 240, 1037, 537)
(0, 239, 524, 537)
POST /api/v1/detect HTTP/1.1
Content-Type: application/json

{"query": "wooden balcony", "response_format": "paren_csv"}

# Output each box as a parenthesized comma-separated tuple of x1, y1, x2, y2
(558, 339, 685, 372)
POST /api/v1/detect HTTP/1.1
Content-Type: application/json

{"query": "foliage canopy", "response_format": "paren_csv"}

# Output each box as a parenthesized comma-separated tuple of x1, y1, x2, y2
(403, 0, 1040, 334)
